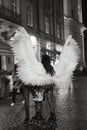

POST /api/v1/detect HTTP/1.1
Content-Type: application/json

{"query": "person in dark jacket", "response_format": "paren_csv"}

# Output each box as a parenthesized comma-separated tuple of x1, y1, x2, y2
(10, 65, 24, 106)
(0, 70, 10, 100)
(10, 75, 24, 106)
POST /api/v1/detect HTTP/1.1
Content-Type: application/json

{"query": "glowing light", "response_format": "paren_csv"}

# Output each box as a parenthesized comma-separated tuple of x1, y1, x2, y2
(30, 35, 37, 46)
(56, 44, 63, 52)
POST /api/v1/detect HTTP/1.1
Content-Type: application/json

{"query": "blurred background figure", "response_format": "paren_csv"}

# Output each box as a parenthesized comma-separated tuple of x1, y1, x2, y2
(8, 71, 13, 96)
(10, 66, 24, 107)
(0, 70, 2, 99)
(0, 70, 10, 100)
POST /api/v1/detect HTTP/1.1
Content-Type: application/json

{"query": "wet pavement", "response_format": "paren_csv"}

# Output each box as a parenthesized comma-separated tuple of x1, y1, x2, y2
(0, 93, 24, 130)
(1, 77, 87, 130)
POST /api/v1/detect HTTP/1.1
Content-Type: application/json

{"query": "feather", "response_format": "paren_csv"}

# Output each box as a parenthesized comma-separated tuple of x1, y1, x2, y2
(7, 27, 53, 86)
(0, 25, 80, 88)
(53, 35, 80, 88)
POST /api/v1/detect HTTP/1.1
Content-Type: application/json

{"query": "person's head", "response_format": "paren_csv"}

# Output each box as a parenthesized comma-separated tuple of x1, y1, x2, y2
(41, 54, 51, 66)
(41, 54, 55, 76)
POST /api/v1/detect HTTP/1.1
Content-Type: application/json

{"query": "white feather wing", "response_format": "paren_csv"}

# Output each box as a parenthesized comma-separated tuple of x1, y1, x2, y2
(53, 35, 80, 88)
(0, 26, 80, 88)
(9, 27, 53, 86)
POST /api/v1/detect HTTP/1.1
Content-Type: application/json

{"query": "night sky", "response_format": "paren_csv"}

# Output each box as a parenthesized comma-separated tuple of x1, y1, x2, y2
(82, 0, 87, 27)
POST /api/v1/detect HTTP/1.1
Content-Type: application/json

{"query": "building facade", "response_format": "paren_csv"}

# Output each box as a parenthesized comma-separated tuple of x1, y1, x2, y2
(0, 0, 64, 72)
(0, 0, 21, 72)
(63, 0, 85, 68)
(0, 0, 85, 72)
(21, 0, 64, 62)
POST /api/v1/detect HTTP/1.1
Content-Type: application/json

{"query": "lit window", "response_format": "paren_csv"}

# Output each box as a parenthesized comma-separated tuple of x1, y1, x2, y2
(45, 16, 50, 34)
(30, 35, 37, 46)
(27, 4, 33, 27)
(46, 42, 51, 50)
(56, 24, 60, 38)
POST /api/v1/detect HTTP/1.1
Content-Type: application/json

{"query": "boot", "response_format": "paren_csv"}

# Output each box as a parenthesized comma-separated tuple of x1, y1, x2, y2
(47, 112, 57, 128)
(31, 112, 44, 127)
(24, 117, 29, 122)
(48, 112, 56, 121)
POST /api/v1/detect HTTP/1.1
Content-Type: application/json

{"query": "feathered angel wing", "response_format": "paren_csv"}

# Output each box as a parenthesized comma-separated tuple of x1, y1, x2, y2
(0, 25, 80, 88)
(53, 35, 80, 88)
(5, 27, 53, 86)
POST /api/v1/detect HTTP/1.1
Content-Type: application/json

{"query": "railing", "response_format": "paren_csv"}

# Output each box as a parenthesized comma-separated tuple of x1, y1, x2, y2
(0, 5, 21, 25)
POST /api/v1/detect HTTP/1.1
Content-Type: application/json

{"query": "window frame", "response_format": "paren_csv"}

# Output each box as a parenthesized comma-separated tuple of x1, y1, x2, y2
(11, 0, 18, 13)
(27, 3, 33, 27)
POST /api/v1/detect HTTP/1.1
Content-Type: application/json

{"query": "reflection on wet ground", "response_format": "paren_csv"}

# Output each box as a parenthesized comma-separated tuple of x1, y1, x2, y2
(8, 77, 87, 130)
(9, 123, 57, 130)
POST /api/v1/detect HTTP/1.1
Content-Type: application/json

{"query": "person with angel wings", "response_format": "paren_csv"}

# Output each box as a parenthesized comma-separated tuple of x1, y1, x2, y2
(0, 24, 80, 126)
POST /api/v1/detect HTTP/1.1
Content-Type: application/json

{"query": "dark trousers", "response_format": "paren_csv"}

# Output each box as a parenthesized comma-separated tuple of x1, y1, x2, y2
(12, 87, 24, 103)
(22, 86, 31, 119)
(45, 88, 55, 113)
(22, 85, 55, 120)
(12, 88, 17, 103)
(22, 85, 42, 119)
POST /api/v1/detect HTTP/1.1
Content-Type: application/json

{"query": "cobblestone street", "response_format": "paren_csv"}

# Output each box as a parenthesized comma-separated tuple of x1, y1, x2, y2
(1, 77, 87, 130)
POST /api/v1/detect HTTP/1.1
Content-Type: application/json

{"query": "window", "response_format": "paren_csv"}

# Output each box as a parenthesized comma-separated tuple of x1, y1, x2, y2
(11, 0, 20, 14)
(46, 42, 51, 50)
(56, 24, 60, 38)
(27, 4, 33, 27)
(11, 0, 17, 13)
(45, 16, 50, 34)
(71, 0, 78, 20)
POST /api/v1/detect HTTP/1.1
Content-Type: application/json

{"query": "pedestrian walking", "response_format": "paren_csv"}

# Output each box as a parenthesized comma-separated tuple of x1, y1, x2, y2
(8, 71, 14, 96)
(10, 74, 24, 107)
(0, 70, 10, 100)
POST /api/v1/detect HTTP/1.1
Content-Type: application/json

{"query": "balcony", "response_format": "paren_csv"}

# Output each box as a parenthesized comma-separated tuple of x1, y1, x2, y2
(0, 5, 21, 25)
